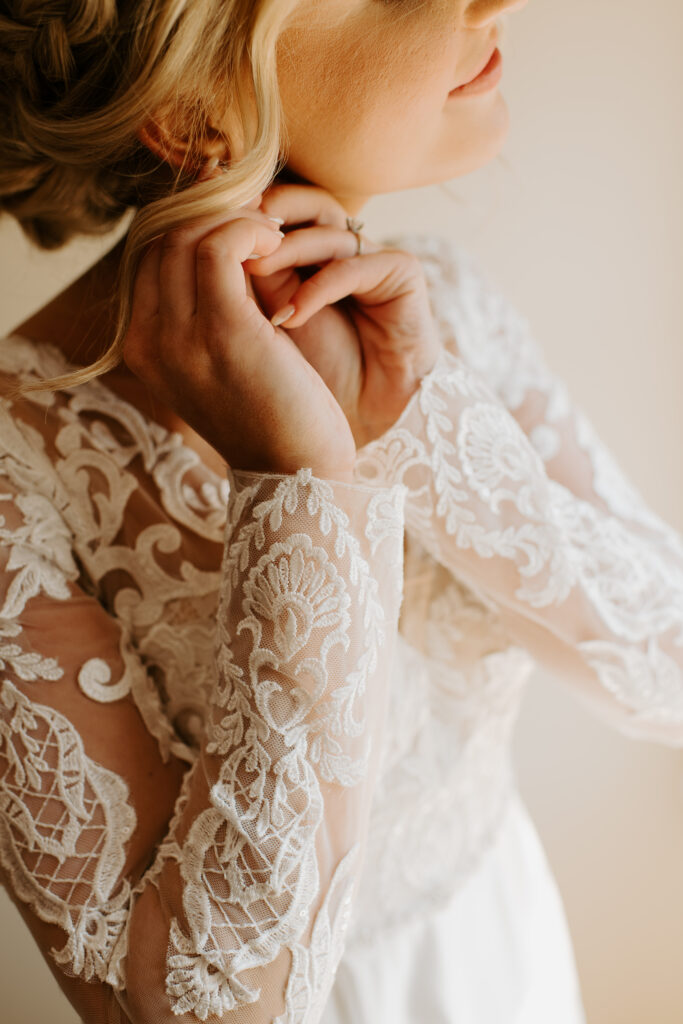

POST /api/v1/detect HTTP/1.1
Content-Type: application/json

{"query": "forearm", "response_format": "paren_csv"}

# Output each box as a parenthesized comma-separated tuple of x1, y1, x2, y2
(354, 346, 683, 741)
(123, 467, 406, 1022)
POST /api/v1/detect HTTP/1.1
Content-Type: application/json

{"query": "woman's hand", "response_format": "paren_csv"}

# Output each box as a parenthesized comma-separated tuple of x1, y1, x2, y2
(122, 199, 357, 481)
(247, 183, 443, 448)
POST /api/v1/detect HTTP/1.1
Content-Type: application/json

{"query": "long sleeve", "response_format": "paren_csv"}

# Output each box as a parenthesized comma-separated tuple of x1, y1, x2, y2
(405, 235, 683, 559)
(353, 239, 683, 747)
(124, 467, 406, 1022)
(0, 416, 406, 1023)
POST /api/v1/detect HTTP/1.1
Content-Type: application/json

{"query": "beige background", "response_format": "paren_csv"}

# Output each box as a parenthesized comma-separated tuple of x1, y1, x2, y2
(1, 0, 683, 1021)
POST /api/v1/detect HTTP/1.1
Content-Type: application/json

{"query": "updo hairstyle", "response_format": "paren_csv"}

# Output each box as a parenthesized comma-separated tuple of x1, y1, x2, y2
(0, 0, 300, 389)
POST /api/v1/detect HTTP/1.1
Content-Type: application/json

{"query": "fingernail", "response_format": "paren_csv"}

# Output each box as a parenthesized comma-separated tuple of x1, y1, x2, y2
(245, 252, 262, 260)
(267, 216, 285, 226)
(270, 304, 296, 327)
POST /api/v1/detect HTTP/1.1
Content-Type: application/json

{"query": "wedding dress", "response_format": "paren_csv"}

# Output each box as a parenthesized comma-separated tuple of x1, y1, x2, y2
(1, 234, 681, 1023)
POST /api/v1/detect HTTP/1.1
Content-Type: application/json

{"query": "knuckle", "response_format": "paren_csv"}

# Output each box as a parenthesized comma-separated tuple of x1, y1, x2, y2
(161, 226, 195, 254)
(395, 249, 421, 272)
(299, 272, 328, 300)
(383, 250, 424, 289)
(195, 235, 228, 263)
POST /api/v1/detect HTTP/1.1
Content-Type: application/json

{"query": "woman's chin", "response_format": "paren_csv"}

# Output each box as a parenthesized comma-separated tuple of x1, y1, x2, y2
(443, 92, 510, 178)
(400, 92, 511, 191)
(281, 93, 510, 203)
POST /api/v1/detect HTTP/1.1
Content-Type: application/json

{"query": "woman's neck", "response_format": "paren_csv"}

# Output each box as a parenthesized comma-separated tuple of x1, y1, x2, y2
(12, 237, 229, 476)
(14, 236, 126, 367)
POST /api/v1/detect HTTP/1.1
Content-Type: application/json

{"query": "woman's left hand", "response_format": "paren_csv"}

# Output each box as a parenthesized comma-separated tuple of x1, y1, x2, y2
(246, 182, 442, 449)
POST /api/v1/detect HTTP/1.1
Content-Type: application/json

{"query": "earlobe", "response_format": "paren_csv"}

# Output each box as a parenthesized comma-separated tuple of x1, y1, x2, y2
(196, 155, 224, 181)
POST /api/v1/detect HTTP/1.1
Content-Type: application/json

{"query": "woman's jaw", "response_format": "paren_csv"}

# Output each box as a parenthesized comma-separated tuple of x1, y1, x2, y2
(274, 0, 524, 215)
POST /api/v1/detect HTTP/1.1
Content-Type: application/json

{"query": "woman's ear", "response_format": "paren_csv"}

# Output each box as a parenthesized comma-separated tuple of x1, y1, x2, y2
(136, 119, 191, 170)
(136, 111, 229, 179)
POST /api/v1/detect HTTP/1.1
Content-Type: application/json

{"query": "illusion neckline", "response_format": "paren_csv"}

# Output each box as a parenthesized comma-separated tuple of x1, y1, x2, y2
(3, 331, 230, 489)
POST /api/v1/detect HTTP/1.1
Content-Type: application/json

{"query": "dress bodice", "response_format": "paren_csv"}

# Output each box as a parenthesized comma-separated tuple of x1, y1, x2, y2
(0, 330, 535, 947)
(1, 234, 682, 1022)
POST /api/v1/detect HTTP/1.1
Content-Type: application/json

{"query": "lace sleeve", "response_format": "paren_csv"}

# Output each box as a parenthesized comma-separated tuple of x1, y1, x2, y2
(406, 236, 683, 560)
(0, 434, 406, 1021)
(124, 466, 406, 1022)
(353, 260, 683, 748)
(0, 456, 185, 1023)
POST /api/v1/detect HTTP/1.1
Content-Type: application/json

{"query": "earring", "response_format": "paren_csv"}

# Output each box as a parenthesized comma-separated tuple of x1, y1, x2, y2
(196, 155, 230, 181)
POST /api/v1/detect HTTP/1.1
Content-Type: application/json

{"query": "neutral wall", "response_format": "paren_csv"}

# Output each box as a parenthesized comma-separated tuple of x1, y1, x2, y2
(1, 0, 682, 1021)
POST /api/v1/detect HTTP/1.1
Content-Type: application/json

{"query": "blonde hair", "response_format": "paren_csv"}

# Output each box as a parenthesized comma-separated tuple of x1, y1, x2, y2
(0, 0, 301, 392)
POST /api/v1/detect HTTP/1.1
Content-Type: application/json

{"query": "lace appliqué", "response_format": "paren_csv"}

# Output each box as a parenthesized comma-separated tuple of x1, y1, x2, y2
(0, 337, 228, 763)
(0, 679, 135, 986)
(275, 844, 359, 1024)
(356, 326, 683, 731)
(164, 468, 404, 1018)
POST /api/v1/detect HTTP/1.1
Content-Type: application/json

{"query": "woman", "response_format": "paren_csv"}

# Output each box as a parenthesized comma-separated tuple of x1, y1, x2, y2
(0, 1, 681, 1021)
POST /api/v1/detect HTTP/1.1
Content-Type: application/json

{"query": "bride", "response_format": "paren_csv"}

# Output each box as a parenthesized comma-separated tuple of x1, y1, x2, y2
(1, 1, 681, 1021)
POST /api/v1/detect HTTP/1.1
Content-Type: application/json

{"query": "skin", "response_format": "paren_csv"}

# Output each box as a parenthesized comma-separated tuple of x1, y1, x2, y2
(277, 0, 529, 213)
(15, 0, 530, 476)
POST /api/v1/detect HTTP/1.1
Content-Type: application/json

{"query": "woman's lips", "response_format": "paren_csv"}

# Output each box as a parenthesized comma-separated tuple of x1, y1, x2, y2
(448, 48, 503, 98)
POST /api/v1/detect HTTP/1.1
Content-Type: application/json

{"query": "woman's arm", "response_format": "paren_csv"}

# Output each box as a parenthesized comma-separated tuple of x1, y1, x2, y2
(124, 467, 405, 1022)
(353, 268, 683, 747)
(395, 235, 683, 561)
(0, 463, 405, 1022)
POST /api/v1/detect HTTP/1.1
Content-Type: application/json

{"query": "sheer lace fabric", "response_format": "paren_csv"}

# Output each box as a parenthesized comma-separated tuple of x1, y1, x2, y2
(357, 235, 683, 743)
(138, 468, 405, 1021)
(0, 347, 405, 1021)
(0, 235, 681, 1022)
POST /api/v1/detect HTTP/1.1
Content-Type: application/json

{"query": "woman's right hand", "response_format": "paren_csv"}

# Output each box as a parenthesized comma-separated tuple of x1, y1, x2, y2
(122, 199, 357, 482)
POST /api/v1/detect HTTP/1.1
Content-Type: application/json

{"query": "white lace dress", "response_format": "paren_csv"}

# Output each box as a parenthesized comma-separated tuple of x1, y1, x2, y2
(1, 235, 682, 1024)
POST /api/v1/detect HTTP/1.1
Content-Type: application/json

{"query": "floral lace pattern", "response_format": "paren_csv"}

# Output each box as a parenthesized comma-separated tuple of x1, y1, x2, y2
(0, 679, 135, 986)
(356, 235, 683, 741)
(156, 469, 405, 1019)
(0, 233, 681, 1020)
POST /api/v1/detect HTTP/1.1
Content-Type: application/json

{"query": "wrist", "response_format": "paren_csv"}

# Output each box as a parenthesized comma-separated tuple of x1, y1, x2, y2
(310, 466, 355, 484)
(227, 463, 356, 484)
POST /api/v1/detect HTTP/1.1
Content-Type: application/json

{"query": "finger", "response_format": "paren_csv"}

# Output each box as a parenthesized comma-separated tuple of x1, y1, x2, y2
(259, 182, 349, 230)
(128, 239, 162, 325)
(248, 265, 304, 322)
(244, 191, 264, 211)
(268, 252, 414, 329)
(157, 209, 283, 322)
(194, 218, 285, 324)
(245, 224, 381, 276)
